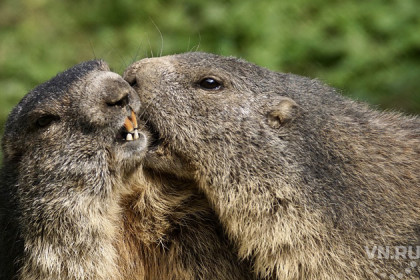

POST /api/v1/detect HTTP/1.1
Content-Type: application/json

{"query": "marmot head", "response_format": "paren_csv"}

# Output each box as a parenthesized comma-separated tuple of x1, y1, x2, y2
(124, 52, 301, 178)
(2, 60, 148, 187)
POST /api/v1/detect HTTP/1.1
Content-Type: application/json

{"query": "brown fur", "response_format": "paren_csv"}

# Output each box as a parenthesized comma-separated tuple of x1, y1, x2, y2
(0, 60, 254, 280)
(124, 52, 420, 279)
(117, 173, 254, 280)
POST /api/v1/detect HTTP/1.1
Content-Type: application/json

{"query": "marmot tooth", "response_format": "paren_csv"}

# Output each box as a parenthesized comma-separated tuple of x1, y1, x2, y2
(130, 110, 138, 129)
(126, 133, 133, 141)
(124, 117, 134, 132)
(134, 130, 139, 140)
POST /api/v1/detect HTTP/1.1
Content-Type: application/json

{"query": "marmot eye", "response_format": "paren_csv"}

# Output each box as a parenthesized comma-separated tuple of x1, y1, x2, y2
(199, 78, 223, 90)
(36, 115, 58, 128)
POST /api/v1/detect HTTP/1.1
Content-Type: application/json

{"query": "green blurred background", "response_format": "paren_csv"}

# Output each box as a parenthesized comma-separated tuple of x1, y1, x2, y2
(1, 0, 419, 160)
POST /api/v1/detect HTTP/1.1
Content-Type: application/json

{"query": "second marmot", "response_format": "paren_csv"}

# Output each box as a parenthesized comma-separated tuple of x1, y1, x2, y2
(125, 52, 420, 280)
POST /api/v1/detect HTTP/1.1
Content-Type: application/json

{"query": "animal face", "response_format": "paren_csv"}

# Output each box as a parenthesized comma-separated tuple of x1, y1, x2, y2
(124, 53, 298, 177)
(2, 60, 149, 194)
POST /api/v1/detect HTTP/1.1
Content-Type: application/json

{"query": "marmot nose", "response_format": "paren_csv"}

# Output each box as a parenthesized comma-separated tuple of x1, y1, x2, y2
(124, 72, 137, 88)
(105, 92, 129, 108)
(101, 81, 141, 114)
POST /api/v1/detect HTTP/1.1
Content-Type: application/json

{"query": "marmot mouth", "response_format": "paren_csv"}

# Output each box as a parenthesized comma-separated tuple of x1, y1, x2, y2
(118, 110, 142, 142)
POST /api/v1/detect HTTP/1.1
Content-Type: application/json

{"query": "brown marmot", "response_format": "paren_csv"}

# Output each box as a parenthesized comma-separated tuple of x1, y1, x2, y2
(124, 52, 420, 280)
(0, 60, 254, 280)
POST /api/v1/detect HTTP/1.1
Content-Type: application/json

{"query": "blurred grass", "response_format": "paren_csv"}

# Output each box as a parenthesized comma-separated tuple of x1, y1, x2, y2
(1, 0, 420, 161)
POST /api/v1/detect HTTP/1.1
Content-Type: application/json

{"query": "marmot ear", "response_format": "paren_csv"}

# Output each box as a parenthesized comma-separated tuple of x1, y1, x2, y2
(267, 97, 299, 129)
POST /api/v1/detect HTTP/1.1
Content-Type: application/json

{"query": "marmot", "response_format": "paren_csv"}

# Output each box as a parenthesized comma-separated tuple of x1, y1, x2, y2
(124, 52, 420, 279)
(0, 60, 254, 280)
